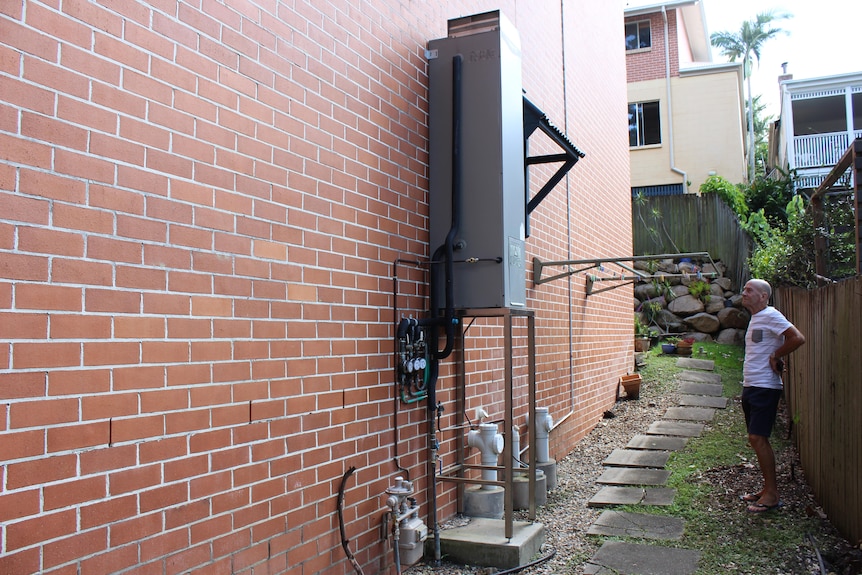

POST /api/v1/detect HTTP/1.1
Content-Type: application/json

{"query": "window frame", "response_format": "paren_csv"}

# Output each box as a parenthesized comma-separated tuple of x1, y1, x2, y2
(625, 20, 652, 52)
(628, 101, 662, 148)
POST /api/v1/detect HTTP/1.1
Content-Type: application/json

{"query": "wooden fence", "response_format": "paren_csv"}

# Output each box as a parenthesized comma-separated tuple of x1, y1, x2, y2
(775, 277, 862, 545)
(632, 193, 753, 291)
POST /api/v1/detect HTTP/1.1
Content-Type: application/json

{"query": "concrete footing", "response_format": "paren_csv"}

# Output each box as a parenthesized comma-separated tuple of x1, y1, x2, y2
(430, 517, 545, 569)
(463, 486, 504, 519)
(537, 460, 557, 490)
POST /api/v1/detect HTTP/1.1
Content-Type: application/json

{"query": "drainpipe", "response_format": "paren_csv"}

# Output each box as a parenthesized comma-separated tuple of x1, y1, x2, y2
(662, 6, 688, 193)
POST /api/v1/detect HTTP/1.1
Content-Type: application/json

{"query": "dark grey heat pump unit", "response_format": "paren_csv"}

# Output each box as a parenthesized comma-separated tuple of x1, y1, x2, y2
(428, 10, 583, 311)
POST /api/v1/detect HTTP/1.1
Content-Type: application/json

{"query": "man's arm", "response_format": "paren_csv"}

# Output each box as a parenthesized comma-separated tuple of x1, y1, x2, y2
(769, 325, 805, 372)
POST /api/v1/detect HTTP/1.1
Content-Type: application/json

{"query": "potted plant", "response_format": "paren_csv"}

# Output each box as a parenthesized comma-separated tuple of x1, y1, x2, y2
(620, 373, 642, 400)
(661, 336, 679, 354)
(676, 337, 695, 356)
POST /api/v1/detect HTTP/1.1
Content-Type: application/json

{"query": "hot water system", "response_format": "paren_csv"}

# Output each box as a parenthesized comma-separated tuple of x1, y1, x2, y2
(383, 9, 584, 571)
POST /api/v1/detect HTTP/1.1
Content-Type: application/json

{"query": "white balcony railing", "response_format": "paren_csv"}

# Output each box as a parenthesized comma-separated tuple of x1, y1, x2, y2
(793, 132, 850, 169)
(791, 130, 861, 190)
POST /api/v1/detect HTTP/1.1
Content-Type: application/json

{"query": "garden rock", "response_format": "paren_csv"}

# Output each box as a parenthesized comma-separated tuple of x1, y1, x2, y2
(705, 299, 726, 314)
(668, 294, 704, 316)
(635, 283, 661, 301)
(655, 310, 686, 332)
(670, 285, 690, 298)
(657, 260, 678, 274)
(714, 277, 733, 292)
(716, 328, 746, 345)
(703, 262, 726, 277)
(717, 306, 750, 329)
(684, 312, 720, 334)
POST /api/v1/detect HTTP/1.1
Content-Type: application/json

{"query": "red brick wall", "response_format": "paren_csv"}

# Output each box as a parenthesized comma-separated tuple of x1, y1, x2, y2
(626, 10, 680, 84)
(0, 1, 630, 574)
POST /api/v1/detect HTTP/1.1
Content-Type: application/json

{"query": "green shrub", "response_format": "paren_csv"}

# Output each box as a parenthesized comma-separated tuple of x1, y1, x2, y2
(699, 175, 748, 217)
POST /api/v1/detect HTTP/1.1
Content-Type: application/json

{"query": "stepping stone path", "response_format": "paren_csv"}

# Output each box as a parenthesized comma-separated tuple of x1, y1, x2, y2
(584, 356, 726, 574)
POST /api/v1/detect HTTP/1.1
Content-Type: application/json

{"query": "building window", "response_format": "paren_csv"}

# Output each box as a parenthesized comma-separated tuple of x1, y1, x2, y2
(625, 21, 651, 51)
(628, 102, 661, 147)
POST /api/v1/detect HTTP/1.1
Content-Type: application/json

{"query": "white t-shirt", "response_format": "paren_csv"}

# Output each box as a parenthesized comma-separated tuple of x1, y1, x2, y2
(743, 306, 793, 389)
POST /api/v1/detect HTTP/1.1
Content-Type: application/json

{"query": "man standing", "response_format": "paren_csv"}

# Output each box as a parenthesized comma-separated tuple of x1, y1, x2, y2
(739, 279, 805, 513)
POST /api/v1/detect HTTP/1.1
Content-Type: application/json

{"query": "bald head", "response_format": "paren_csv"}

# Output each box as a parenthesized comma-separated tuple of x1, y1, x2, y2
(742, 279, 772, 313)
(747, 279, 772, 299)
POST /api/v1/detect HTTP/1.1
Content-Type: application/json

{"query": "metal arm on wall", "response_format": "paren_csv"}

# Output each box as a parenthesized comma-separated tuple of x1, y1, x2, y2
(532, 251, 720, 295)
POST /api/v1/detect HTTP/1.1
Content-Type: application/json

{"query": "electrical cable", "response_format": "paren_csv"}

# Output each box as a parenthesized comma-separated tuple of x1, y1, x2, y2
(337, 467, 365, 575)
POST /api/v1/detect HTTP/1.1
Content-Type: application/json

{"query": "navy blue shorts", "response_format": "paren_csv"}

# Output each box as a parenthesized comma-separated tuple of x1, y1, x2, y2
(741, 386, 782, 437)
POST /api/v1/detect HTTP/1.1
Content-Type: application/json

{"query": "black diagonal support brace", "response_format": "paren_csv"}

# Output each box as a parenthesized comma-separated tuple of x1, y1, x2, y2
(523, 96, 585, 236)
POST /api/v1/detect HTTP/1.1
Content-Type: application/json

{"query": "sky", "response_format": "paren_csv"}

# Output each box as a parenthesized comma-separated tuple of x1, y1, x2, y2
(632, 0, 862, 117)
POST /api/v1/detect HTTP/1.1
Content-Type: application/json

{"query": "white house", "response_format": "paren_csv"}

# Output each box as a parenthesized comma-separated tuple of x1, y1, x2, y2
(772, 71, 862, 190)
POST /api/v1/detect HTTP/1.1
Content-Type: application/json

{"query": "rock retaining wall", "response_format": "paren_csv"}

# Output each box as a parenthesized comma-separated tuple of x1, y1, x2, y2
(634, 257, 748, 345)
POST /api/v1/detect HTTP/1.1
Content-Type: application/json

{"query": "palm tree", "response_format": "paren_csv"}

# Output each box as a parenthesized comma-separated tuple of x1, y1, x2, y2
(711, 11, 790, 182)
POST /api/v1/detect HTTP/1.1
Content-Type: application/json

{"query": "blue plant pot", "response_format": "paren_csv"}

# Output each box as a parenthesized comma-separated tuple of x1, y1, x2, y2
(661, 344, 676, 354)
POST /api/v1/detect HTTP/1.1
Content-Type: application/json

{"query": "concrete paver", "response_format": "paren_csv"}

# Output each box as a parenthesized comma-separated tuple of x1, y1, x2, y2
(679, 394, 728, 408)
(587, 510, 685, 540)
(595, 467, 670, 486)
(583, 541, 701, 575)
(626, 434, 688, 451)
(647, 421, 704, 437)
(587, 486, 676, 507)
(678, 370, 722, 384)
(678, 380, 723, 395)
(675, 357, 715, 371)
(603, 449, 669, 468)
(663, 406, 715, 422)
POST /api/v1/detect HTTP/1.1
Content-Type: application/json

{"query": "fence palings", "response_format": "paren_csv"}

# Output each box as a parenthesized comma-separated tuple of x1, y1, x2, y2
(776, 277, 862, 545)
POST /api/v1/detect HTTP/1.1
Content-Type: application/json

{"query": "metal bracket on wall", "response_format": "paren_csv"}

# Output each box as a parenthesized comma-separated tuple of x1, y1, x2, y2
(523, 96, 585, 237)
(532, 251, 719, 295)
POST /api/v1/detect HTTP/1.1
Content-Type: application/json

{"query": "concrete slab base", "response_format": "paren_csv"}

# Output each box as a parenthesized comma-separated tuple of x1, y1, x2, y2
(626, 434, 688, 451)
(603, 449, 670, 468)
(431, 517, 545, 569)
(663, 406, 715, 421)
(679, 394, 728, 408)
(678, 381, 723, 396)
(596, 467, 670, 486)
(588, 486, 676, 507)
(675, 358, 715, 371)
(584, 541, 701, 575)
(678, 370, 722, 384)
(587, 510, 685, 540)
(647, 421, 704, 437)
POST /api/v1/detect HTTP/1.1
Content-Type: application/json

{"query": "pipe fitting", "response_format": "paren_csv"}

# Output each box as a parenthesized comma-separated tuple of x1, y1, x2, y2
(467, 422, 504, 489)
(534, 407, 553, 463)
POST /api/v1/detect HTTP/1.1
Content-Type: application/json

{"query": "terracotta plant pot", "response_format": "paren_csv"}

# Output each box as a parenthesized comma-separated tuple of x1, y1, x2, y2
(620, 374, 642, 400)
(634, 336, 650, 352)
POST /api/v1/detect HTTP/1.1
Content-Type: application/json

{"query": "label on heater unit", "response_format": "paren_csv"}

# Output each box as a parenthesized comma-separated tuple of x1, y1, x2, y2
(508, 237, 526, 307)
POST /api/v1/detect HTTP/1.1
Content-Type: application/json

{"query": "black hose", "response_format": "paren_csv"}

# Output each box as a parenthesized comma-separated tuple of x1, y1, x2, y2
(493, 548, 557, 574)
(337, 467, 365, 575)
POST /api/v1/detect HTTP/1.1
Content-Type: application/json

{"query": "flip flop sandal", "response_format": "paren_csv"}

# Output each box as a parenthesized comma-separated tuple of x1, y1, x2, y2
(747, 501, 782, 513)
(739, 493, 760, 502)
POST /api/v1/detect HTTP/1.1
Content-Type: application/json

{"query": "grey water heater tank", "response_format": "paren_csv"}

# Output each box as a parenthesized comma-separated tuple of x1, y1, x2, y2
(428, 10, 526, 310)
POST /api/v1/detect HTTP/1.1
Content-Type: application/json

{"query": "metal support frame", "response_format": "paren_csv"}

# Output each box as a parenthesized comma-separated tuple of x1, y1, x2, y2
(532, 251, 720, 294)
(523, 96, 584, 237)
(437, 307, 536, 540)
